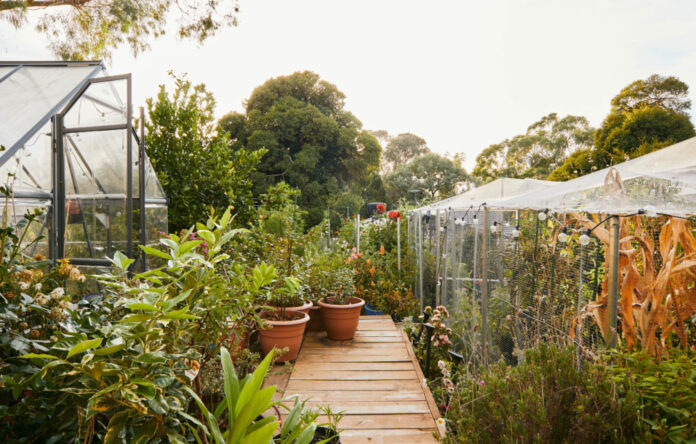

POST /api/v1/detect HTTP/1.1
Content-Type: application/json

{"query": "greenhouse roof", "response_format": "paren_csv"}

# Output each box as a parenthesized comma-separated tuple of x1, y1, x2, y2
(414, 178, 556, 212)
(493, 136, 696, 216)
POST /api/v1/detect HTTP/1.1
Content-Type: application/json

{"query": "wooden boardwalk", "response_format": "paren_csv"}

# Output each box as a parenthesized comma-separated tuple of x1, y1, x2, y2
(284, 315, 444, 443)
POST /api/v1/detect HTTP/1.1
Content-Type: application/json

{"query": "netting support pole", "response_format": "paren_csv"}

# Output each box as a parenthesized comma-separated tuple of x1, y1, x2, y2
(435, 209, 442, 306)
(576, 242, 584, 369)
(607, 215, 620, 348)
(397, 216, 401, 272)
(418, 214, 424, 312)
(481, 207, 489, 367)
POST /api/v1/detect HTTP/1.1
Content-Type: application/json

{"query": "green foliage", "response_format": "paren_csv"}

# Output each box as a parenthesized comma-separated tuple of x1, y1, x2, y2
(441, 344, 647, 443)
(473, 113, 594, 183)
(146, 73, 264, 231)
(381, 132, 430, 173)
(384, 152, 469, 204)
(550, 74, 695, 180)
(611, 349, 696, 443)
(0, 0, 240, 60)
(218, 71, 382, 227)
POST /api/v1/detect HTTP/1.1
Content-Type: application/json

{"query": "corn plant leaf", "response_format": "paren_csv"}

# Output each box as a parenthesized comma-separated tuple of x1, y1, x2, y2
(235, 349, 274, 417)
(221, 347, 240, 424)
(239, 421, 277, 444)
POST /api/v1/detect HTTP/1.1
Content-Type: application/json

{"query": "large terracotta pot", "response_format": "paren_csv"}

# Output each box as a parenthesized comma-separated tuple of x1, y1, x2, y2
(259, 310, 309, 362)
(307, 305, 325, 331)
(284, 300, 313, 315)
(318, 297, 365, 341)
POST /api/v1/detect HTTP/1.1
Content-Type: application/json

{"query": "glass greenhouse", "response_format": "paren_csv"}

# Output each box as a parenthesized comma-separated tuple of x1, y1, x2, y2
(409, 137, 696, 368)
(0, 61, 167, 269)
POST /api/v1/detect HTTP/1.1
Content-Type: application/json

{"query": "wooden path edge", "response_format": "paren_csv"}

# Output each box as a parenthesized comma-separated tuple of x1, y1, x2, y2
(401, 329, 447, 438)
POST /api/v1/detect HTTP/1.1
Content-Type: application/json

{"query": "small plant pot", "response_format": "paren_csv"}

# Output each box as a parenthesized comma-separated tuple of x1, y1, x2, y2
(307, 305, 325, 331)
(364, 304, 384, 316)
(318, 297, 365, 341)
(284, 300, 313, 315)
(273, 426, 341, 443)
(259, 310, 309, 362)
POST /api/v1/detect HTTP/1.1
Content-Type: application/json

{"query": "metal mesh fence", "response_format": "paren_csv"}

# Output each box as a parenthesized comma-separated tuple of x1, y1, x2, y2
(409, 208, 696, 371)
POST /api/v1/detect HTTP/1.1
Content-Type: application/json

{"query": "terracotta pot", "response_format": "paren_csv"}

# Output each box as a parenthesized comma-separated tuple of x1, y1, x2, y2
(307, 305, 325, 331)
(284, 300, 313, 315)
(259, 310, 309, 362)
(318, 297, 365, 340)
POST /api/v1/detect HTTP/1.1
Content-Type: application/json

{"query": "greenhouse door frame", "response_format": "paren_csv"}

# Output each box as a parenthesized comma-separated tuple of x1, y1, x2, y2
(49, 73, 146, 269)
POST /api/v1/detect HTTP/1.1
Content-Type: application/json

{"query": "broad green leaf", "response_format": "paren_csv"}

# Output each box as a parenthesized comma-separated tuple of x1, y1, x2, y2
(93, 344, 126, 356)
(295, 422, 317, 444)
(161, 291, 192, 311)
(118, 313, 154, 323)
(20, 353, 59, 360)
(140, 245, 172, 260)
(281, 400, 303, 436)
(67, 338, 103, 359)
(127, 303, 158, 312)
(179, 240, 202, 254)
(133, 420, 158, 444)
(196, 230, 216, 245)
(240, 421, 277, 444)
(163, 306, 198, 320)
(147, 393, 169, 414)
(131, 378, 155, 386)
(135, 352, 167, 364)
(228, 386, 275, 443)
(103, 410, 129, 444)
(221, 347, 240, 424)
(235, 349, 274, 417)
(166, 430, 188, 444)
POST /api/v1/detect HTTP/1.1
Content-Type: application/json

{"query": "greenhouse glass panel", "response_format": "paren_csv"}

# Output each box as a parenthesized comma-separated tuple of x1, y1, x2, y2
(0, 65, 98, 151)
(0, 121, 52, 194)
(63, 79, 127, 129)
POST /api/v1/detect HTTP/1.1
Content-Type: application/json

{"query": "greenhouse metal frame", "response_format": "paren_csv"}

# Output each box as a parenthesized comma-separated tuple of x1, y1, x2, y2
(0, 60, 168, 270)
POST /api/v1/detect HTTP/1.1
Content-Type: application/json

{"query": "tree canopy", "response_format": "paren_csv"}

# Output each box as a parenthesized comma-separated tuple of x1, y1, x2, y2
(145, 73, 263, 232)
(549, 75, 694, 181)
(384, 152, 470, 204)
(472, 113, 594, 184)
(381, 132, 430, 173)
(0, 0, 239, 60)
(219, 71, 382, 226)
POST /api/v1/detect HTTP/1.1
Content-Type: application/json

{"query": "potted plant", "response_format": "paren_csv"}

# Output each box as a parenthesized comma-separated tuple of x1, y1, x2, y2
(318, 268, 364, 340)
(255, 263, 310, 362)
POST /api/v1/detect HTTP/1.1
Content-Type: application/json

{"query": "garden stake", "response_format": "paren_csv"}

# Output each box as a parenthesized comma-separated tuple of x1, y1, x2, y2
(481, 207, 489, 367)
(576, 241, 584, 369)
(435, 209, 441, 306)
(424, 322, 434, 378)
(592, 238, 601, 300)
(607, 215, 620, 348)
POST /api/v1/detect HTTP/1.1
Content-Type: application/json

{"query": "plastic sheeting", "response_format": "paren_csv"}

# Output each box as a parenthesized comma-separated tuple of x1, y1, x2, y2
(414, 137, 696, 217)
(494, 136, 696, 216)
(414, 178, 556, 212)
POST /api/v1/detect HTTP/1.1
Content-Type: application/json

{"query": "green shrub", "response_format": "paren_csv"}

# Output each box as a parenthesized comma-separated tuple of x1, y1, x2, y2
(610, 349, 696, 443)
(441, 344, 647, 443)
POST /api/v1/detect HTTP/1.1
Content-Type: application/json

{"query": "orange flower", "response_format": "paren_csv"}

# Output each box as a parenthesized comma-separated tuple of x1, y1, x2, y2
(370, 266, 376, 276)
(380, 245, 385, 255)
(366, 258, 371, 265)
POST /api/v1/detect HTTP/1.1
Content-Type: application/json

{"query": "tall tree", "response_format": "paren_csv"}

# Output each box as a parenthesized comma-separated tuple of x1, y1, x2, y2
(381, 132, 430, 173)
(550, 75, 695, 181)
(473, 113, 594, 183)
(219, 71, 382, 226)
(0, 0, 239, 60)
(146, 74, 263, 231)
(384, 152, 469, 204)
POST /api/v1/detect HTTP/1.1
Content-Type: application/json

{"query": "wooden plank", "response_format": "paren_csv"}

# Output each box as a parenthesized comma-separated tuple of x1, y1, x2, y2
(301, 340, 401, 349)
(298, 348, 408, 356)
(285, 379, 423, 392)
(285, 390, 425, 402)
(300, 401, 432, 414)
(293, 361, 413, 371)
(353, 330, 402, 337)
(296, 354, 410, 363)
(340, 429, 438, 444)
(354, 324, 397, 331)
(358, 315, 392, 320)
(402, 330, 445, 437)
(291, 369, 417, 380)
(309, 414, 436, 429)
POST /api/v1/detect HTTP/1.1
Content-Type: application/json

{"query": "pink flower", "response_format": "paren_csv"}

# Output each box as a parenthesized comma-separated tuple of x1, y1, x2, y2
(479, 380, 485, 386)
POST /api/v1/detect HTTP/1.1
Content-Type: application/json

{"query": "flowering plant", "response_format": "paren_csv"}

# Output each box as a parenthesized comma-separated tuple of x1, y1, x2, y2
(387, 210, 401, 220)
(376, 203, 386, 214)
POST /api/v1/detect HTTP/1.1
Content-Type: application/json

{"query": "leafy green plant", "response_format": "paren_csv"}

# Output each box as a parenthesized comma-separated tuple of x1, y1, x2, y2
(610, 349, 696, 443)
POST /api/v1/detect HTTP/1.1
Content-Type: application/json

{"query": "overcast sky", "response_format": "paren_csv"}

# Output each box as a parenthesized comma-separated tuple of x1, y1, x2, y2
(2, 0, 696, 170)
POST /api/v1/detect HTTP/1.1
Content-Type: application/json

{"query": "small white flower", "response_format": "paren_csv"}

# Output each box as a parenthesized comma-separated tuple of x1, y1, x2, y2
(19, 282, 30, 291)
(49, 287, 65, 299)
(436, 417, 446, 426)
(34, 283, 42, 291)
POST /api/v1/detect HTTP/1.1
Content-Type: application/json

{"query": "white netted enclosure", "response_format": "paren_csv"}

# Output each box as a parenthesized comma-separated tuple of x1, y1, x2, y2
(409, 138, 696, 370)
(0, 61, 167, 270)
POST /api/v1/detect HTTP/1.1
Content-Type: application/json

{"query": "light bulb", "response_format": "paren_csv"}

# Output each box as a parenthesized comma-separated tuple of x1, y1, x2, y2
(558, 229, 568, 243)
(511, 228, 520, 239)
(473, 215, 478, 224)
(538, 211, 547, 221)
(644, 205, 657, 217)
(490, 222, 498, 233)
(579, 233, 591, 246)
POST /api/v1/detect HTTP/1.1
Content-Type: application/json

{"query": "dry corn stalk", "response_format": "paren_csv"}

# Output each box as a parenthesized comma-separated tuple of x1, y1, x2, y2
(570, 213, 696, 356)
